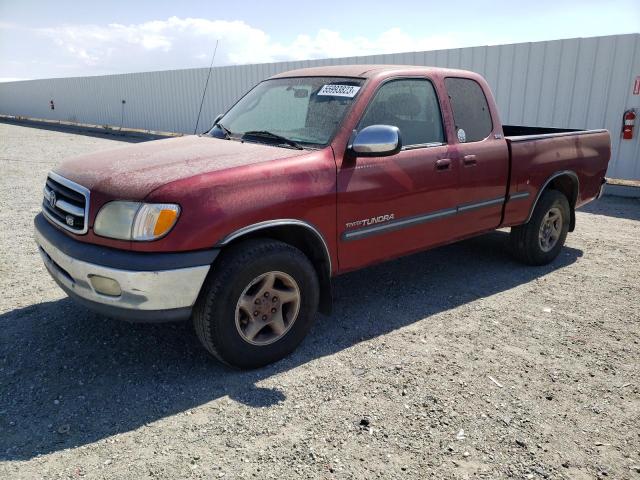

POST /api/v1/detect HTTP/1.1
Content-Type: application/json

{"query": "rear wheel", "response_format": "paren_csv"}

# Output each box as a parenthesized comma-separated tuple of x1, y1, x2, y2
(193, 239, 319, 369)
(510, 190, 570, 265)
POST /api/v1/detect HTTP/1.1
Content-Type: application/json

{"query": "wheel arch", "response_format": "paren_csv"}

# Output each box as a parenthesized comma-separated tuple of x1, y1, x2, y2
(526, 171, 579, 231)
(216, 220, 333, 315)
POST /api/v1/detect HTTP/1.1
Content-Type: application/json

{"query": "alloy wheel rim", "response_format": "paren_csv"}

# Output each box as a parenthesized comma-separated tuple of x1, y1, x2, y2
(538, 207, 563, 252)
(234, 271, 301, 346)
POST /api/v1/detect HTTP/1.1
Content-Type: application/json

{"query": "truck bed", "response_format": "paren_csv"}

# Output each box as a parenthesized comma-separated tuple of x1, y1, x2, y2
(501, 126, 610, 228)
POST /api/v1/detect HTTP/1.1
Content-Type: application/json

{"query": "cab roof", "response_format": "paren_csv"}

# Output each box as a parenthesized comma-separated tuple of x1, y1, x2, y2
(269, 64, 474, 79)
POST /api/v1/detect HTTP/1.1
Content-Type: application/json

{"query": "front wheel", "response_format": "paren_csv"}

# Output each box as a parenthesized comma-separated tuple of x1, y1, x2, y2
(510, 190, 570, 266)
(193, 239, 319, 369)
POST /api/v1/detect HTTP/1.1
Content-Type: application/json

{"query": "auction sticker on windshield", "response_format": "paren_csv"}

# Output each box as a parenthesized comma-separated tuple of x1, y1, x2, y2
(317, 84, 361, 97)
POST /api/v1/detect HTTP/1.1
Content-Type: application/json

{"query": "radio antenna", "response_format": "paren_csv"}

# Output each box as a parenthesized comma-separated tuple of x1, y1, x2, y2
(194, 39, 219, 135)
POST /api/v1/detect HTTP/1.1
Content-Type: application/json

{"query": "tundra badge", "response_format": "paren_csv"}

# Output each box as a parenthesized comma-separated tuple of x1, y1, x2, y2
(346, 214, 395, 229)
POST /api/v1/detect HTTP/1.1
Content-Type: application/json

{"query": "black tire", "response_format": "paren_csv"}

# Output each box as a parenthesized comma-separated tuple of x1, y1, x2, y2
(193, 238, 319, 369)
(510, 190, 571, 266)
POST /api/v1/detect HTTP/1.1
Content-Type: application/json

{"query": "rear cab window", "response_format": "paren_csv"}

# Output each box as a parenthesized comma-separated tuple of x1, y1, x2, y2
(444, 77, 493, 143)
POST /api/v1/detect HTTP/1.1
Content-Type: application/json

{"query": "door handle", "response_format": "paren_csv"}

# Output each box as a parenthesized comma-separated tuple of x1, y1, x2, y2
(463, 154, 477, 166)
(435, 158, 451, 171)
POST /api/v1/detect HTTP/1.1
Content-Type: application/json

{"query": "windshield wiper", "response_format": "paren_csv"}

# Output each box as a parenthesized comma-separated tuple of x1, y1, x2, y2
(242, 130, 303, 150)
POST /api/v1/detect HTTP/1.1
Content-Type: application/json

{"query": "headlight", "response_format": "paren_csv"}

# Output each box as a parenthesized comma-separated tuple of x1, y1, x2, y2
(94, 201, 180, 241)
(94, 201, 140, 240)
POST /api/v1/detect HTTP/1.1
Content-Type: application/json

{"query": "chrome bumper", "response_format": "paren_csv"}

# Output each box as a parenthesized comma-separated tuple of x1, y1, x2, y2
(34, 221, 211, 320)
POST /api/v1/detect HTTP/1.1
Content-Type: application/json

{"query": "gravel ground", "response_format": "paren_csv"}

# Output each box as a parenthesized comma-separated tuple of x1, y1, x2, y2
(1, 121, 639, 479)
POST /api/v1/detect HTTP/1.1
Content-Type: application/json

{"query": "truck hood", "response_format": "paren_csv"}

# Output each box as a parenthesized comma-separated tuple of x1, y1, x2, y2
(54, 135, 306, 199)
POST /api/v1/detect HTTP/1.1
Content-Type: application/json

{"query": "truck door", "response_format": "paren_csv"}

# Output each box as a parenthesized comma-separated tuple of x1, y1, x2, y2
(336, 77, 459, 272)
(444, 77, 509, 234)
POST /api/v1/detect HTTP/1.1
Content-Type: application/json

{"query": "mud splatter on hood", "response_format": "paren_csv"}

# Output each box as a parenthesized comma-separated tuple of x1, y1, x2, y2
(54, 135, 307, 199)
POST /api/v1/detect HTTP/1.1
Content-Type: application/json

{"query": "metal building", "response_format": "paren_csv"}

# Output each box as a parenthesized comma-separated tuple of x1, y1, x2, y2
(1, 33, 639, 181)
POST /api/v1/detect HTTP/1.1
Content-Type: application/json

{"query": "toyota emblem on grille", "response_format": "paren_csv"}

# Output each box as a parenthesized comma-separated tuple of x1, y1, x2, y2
(49, 191, 57, 208)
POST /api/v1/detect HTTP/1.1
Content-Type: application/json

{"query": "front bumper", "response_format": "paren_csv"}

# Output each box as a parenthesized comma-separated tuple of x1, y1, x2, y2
(34, 213, 217, 322)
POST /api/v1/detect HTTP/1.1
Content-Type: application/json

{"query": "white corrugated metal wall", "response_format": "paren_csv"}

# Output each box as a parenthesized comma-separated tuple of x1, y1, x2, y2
(1, 33, 638, 180)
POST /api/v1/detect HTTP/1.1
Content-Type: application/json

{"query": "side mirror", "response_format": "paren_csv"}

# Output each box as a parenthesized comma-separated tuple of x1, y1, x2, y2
(349, 125, 402, 157)
(207, 114, 225, 136)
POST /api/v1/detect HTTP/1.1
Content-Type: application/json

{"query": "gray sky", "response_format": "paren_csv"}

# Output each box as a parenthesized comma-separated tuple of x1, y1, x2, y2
(1, 0, 638, 81)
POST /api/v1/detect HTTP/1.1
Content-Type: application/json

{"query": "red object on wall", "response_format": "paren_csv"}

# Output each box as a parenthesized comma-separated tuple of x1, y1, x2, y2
(633, 76, 640, 95)
(622, 110, 636, 140)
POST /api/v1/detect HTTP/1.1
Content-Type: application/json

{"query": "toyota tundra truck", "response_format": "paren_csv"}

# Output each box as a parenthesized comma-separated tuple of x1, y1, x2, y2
(34, 65, 611, 368)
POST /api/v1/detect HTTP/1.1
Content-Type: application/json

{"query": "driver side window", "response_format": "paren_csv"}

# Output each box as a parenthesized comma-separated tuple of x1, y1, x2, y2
(358, 79, 444, 147)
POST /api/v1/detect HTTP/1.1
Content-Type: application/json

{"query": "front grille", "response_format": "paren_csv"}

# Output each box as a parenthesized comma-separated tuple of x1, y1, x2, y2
(42, 172, 90, 234)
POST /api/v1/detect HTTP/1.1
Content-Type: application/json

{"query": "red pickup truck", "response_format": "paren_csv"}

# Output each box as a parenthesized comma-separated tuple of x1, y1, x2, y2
(34, 65, 610, 368)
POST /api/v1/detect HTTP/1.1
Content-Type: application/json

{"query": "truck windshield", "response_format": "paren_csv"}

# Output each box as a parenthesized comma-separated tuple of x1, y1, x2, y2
(209, 77, 364, 147)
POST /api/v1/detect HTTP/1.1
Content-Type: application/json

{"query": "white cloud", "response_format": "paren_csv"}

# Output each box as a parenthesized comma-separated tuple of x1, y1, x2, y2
(34, 17, 460, 75)
(264, 28, 455, 63)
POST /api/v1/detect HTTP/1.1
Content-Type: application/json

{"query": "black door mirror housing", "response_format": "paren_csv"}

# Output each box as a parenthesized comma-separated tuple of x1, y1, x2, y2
(207, 114, 225, 137)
